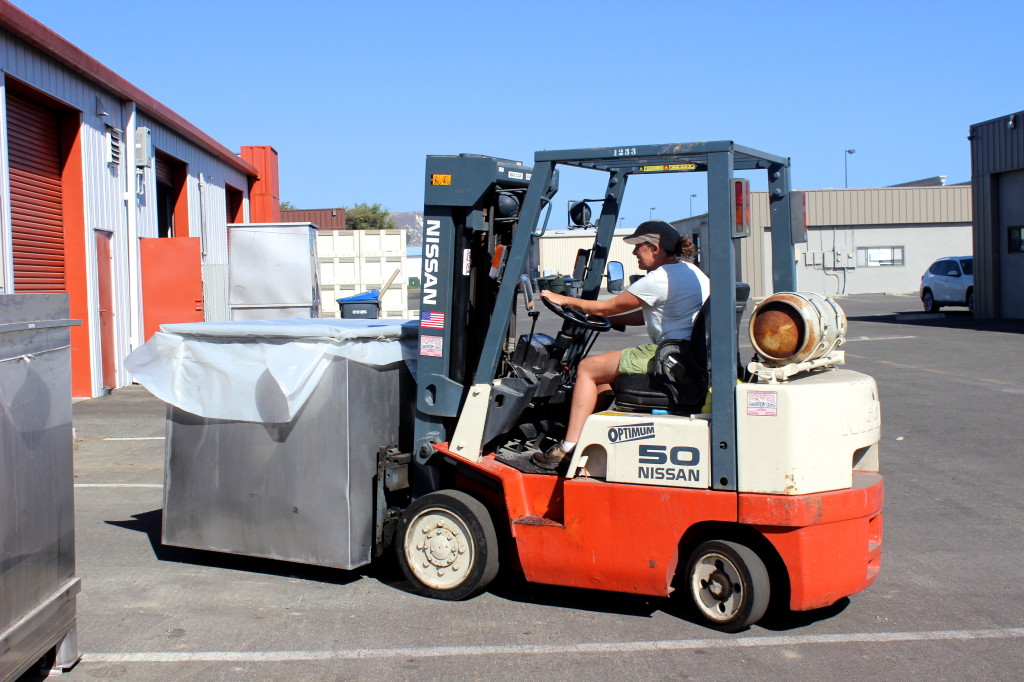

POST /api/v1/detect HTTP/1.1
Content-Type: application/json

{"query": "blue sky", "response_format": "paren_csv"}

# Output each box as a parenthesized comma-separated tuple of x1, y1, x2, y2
(13, 0, 1022, 226)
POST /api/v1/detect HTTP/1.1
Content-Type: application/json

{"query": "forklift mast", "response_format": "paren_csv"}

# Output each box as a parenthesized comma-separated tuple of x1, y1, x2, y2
(414, 155, 543, 465)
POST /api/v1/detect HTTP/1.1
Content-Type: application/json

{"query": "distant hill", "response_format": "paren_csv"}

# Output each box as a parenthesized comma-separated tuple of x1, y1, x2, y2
(391, 211, 423, 245)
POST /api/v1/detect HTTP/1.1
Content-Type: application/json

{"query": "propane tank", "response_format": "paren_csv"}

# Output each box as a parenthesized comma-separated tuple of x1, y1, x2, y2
(748, 292, 847, 367)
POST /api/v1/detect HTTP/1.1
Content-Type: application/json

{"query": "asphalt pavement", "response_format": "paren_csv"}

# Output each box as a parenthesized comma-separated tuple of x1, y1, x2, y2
(63, 293, 1024, 680)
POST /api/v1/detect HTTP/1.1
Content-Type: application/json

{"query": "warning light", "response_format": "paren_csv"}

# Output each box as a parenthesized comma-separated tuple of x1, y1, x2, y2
(733, 178, 751, 237)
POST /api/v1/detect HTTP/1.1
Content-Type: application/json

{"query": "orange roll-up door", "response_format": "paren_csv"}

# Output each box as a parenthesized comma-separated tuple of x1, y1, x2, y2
(6, 90, 65, 292)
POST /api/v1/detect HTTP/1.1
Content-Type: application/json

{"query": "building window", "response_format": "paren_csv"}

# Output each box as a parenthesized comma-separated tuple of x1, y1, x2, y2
(1010, 226, 1024, 253)
(856, 246, 905, 267)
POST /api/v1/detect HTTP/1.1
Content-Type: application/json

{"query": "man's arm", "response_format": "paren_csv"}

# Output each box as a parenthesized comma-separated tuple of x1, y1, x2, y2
(540, 289, 645, 322)
(609, 308, 645, 326)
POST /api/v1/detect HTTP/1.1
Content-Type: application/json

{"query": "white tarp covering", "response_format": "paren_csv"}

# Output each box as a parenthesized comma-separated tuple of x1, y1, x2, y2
(125, 318, 418, 423)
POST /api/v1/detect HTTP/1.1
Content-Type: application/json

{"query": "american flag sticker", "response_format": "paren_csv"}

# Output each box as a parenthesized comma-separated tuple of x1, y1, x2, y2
(420, 335, 443, 357)
(420, 311, 445, 329)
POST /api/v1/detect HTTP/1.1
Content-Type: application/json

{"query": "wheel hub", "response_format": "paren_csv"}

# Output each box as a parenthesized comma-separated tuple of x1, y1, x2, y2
(706, 569, 734, 601)
(691, 553, 744, 622)
(405, 510, 472, 589)
(423, 524, 461, 567)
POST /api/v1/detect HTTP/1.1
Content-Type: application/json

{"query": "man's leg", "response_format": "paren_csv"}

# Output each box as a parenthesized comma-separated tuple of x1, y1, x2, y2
(532, 349, 625, 470)
(564, 350, 622, 444)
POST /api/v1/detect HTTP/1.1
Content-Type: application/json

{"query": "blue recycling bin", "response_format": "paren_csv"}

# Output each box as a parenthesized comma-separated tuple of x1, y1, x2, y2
(338, 289, 380, 319)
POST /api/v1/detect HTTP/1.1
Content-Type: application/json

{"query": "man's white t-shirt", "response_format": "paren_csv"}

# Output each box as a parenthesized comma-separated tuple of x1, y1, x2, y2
(626, 261, 710, 343)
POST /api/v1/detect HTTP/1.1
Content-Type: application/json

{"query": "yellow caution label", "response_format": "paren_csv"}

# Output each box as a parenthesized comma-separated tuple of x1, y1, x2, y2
(431, 174, 452, 186)
(639, 163, 697, 172)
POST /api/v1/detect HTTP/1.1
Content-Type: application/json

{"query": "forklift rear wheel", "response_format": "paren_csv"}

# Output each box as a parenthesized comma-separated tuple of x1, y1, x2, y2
(397, 490, 499, 600)
(685, 540, 770, 631)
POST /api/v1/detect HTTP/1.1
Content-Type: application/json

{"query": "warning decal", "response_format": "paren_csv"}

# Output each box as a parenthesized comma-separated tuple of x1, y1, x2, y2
(747, 391, 778, 416)
(420, 334, 444, 357)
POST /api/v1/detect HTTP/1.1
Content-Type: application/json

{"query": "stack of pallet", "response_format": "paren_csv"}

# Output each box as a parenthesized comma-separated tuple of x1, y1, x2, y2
(316, 229, 410, 318)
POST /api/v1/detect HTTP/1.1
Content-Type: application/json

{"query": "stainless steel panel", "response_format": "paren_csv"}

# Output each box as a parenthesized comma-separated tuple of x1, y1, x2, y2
(0, 294, 77, 680)
(229, 304, 320, 321)
(163, 356, 409, 570)
(228, 223, 320, 319)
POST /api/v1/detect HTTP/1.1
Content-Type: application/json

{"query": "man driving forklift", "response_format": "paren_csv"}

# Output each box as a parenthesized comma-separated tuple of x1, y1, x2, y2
(533, 220, 710, 470)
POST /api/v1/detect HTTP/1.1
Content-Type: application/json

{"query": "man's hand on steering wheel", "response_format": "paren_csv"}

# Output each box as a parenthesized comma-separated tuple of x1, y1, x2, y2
(540, 289, 612, 332)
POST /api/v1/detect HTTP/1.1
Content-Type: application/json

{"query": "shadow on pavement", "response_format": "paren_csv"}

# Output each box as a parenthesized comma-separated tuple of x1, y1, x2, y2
(848, 309, 1024, 334)
(756, 598, 850, 631)
(487, 572, 848, 633)
(107, 510, 853, 633)
(488, 572, 662, 619)
(106, 509, 362, 587)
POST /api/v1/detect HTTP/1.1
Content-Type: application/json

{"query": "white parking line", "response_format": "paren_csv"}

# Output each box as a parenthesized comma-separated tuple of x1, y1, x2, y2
(103, 437, 165, 441)
(844, 335, 916, 342)
(74, 483, 162, 488)
(82, 628, 1024, 663)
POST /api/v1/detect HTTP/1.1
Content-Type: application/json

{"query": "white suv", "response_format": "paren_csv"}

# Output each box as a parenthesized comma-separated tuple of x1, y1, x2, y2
(920, 256, 973, 313)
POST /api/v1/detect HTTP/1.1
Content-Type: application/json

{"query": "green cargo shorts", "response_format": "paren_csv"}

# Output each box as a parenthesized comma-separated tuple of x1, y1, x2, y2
(618, 344, 658, 375)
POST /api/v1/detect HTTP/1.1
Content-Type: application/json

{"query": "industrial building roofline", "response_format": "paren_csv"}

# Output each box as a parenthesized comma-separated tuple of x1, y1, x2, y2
(0, 1, 259, 178)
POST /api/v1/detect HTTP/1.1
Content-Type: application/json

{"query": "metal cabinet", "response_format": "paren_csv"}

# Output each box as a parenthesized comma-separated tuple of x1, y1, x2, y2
(0, 294, 80, 680)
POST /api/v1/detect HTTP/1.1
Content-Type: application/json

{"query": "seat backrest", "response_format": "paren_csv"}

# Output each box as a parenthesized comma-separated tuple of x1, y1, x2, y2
(612, 284, 747, 413)
(689, 297, 710, 370)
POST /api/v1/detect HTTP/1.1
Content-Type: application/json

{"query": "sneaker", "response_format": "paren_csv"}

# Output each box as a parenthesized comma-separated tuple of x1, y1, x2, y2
(532, 442, 568, 470)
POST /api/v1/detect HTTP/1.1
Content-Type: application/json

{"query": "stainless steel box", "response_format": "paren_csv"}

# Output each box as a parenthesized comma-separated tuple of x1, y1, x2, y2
(163, 356, 407, 570)
(228, 222, 321, 320)
(0, 294, 80, 681)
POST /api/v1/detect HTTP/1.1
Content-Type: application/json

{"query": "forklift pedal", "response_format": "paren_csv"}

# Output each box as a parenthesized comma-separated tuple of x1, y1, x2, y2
(496, 448, 565, 476)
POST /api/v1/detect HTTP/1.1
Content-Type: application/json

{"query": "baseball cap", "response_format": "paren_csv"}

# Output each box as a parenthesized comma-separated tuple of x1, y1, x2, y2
(622, 220, 681, 250)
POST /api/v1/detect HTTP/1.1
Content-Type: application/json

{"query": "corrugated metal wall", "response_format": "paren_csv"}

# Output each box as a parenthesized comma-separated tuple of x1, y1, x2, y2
(746, 186, 973, 298)
(969, 111, 1024, 319)
(281, 208, 346, 229)
(750, 186, 972, 229)
(1, 26, 253, 394)
(136, 111, 250, 265)
(1, 30, 129, 395)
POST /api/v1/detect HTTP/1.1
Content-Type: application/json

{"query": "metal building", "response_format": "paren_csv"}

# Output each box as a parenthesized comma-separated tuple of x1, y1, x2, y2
(674, 185, 972, 299)
(969, 110, 1024, 319)
(0, 2, 278, 396)
(281, 207, 347, 229)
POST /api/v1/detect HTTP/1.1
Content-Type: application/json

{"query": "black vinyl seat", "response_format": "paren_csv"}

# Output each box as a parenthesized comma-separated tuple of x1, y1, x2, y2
(613, 299, 710, 413)
(612, 283, 750, 414)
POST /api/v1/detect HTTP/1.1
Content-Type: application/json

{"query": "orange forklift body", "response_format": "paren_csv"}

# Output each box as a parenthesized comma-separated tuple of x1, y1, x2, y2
(445, 445, 883, 612)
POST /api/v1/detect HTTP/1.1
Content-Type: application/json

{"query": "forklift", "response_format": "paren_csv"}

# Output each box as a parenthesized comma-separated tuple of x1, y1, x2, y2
(386, 143, 883, 631)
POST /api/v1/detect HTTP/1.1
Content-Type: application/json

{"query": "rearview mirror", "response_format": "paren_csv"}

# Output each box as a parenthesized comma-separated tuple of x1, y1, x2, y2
(520, 274, 536, 311)
(607, 261, 624, 294)
(946, 269, 960, 277)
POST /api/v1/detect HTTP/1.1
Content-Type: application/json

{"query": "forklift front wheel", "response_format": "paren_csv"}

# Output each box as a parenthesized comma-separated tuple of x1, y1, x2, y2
(396, 490, 499, 601)
(685, 540, 770, 631)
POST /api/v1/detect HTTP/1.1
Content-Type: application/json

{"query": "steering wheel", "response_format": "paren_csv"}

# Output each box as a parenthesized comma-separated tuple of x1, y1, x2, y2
(541, 294, 612, 332)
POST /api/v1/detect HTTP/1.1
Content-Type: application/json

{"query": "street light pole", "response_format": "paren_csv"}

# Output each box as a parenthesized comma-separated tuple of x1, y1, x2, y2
(845, 149, 856, 188)
(649, 207, 656, 220)
(689, 193, 697, 217)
